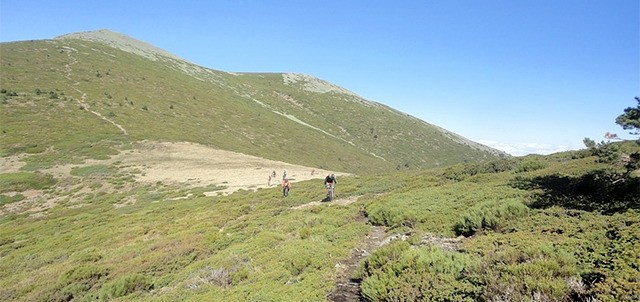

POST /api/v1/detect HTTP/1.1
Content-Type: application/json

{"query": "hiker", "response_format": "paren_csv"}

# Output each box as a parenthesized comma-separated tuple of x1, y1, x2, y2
(282, 170, 287, 180)
(268, 175, 272, 186)
(282, 177, 291, 197)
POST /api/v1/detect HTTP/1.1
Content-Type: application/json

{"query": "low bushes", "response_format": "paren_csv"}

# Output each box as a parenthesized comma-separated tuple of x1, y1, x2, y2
(515, 158, 547, 173)
(355, 240, 477, 301)
(465, 244, 581, 302)
(47, 265, 110, 302)
(70, 164, 116, 178)
(442, 159, 516, 181)
(0, 194, 24, 206)
(365, 202, 417, 230)
(0, 172, 56, 193)
(98, 273, 154, 300)
(453, 198, 529, 237)
(356, 239, 585, 301)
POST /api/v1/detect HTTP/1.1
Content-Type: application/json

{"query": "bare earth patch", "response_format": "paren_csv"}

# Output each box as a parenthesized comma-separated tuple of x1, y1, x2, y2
(113, 141, 344, 195)
(0, 141, 345, 215)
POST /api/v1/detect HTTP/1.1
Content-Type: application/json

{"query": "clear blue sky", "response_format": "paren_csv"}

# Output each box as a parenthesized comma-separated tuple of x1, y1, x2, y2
(2, 1, 638, 155)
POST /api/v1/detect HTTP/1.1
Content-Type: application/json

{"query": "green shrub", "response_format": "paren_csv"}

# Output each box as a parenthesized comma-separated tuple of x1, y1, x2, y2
(453, 198, 529, 236)
(0, 193, 25, 206)
(98, 274, 154, 300)
(47, 265, 110, 301)
(70, 164, 115, 178)
(25, 144, 46, 154)
(442, 163, 479, 181)
(443, 159, 516, 181)
(0, 172, 56, 193)
(515, 159, 547, 173)
(576, 214, 640, 301)
(365, 203, 416, 229)
(356, 240, 410, 278)
(465, 244, 579, 302)
(70, 247, 104, 263)
(511, 170, 640, 213)
(356, 240, 478, 301)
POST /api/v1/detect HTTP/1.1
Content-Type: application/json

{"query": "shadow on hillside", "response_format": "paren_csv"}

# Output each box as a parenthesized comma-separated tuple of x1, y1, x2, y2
(510, 171, 640, 214)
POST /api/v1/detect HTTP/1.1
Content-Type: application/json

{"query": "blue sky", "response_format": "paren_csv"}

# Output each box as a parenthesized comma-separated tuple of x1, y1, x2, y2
(1, 1, 638, 155)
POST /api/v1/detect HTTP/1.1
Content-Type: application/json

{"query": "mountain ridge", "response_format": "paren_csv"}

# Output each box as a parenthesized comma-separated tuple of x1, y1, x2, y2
(1, 29, 507, 174)
(56, 28, 503, 157)
(56, 29, 182, 61)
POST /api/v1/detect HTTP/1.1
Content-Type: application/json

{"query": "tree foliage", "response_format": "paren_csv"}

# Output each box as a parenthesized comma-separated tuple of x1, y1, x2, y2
(615, 96, 640, 136)
(583, 97, 640, 178)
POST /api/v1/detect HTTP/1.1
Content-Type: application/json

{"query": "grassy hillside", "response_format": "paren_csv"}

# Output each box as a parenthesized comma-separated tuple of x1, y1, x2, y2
(0, 144, 637, 301)
(1, 31, 503, 175)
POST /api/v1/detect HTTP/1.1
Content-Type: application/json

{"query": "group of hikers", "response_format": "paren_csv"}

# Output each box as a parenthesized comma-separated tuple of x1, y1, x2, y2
(268, 170, 337, 200)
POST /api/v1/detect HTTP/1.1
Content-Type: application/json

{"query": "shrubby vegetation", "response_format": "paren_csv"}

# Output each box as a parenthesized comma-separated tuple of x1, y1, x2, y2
(442, 158, 516, 181)
(1, 36, 638, 301)
(465, 243, 580, 301)
(0, 172, 56, 193)
(352, 98, 640, 302)
(0, 132, 638, 302)
(355, 153, 639, 301)
(453, 198, 529, 236)
(356, 241, 476, 301)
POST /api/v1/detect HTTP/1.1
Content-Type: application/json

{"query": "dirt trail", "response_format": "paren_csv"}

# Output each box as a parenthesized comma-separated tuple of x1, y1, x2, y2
(298, 194, 464, 301)
(291, 195, 360, 210)
(290, 193, 388, 302)
(327, 208, 387, 302)
(62, 45, 129, 135)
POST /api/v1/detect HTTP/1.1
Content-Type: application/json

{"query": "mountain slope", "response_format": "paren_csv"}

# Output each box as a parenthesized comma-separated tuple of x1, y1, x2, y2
(0, 29, 505, 174)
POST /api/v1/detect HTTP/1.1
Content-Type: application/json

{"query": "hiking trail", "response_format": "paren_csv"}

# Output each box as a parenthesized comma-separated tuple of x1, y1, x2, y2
(293, 195, 464, 301)
(62, 45, 129, 135)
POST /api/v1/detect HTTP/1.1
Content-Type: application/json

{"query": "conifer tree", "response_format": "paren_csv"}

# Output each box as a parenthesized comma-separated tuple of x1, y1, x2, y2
(615, 96, 640, 137)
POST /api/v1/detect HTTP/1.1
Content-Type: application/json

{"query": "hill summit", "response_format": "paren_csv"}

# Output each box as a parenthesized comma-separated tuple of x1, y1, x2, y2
(1, 29, 506, 174)
(56, 29, 182, 61)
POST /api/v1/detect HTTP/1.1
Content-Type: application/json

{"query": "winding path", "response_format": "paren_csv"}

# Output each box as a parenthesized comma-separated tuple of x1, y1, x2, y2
(62, 45, 128, 135)
(291, 195, 387, 301)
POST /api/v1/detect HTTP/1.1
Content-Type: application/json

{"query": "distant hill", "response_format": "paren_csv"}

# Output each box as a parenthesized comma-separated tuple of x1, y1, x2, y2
(0, 29, 506, 174)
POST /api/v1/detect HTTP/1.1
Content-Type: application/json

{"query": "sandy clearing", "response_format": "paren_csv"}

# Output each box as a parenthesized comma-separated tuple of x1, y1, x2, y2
(1, 141, 345, 196)
(0, 141, 347, 216)
(115, 141, 344, 195)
